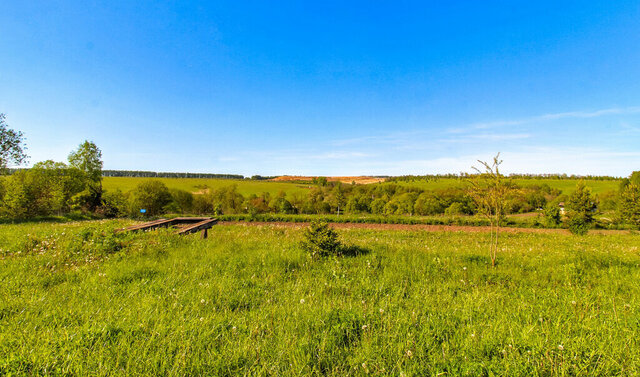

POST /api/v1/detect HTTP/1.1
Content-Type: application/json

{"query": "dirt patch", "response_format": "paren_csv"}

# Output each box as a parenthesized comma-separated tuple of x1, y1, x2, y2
(270, 176, 386, 184)
(219, 221, 632, 235)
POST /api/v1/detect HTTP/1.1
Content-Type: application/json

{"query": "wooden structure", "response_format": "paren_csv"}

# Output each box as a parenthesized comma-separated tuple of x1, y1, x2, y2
(120, 217, 218, 239)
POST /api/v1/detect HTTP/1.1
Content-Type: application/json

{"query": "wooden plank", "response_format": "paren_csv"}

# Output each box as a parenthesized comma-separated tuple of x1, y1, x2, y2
(118, 217, 217, 235)
(170, 217, 213, 223)
(119, 218, 171, 232)
(176, 218, 218, 235)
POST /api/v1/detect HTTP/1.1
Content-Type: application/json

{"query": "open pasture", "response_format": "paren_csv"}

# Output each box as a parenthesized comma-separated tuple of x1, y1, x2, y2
(1, 221, 639, 376)
(102, 177, 311, 196)
(102, 176, 621, 197)
(395, 178, 621, 195)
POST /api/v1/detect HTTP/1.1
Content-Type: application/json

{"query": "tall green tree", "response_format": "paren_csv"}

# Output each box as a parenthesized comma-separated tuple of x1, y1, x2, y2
(0, 113, 28, 171)
(68, 140, 103, 183)
(619, 183, 640, 228)
(130, 180, 172, 216)
(565, 181, 597, 235)
(0, 161, 84, 218)
(68, 140, 103, 210)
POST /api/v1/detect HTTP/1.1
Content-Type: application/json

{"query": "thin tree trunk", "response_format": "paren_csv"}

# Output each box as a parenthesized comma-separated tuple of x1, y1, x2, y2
(494, 222, 499, 267)
(489, 220, 497, 268)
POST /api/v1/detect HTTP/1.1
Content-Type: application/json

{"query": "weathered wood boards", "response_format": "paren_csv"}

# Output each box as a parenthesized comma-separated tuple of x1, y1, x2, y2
(121, 218, 173, 232)
(176, 218, 218, 237)
(119, 217, 218, 238)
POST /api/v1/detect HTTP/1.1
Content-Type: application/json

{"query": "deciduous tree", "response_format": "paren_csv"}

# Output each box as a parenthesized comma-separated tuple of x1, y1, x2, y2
(68, 140, 103, 210)
(0, 113, 28, 171)
(130, 180, 172, 216)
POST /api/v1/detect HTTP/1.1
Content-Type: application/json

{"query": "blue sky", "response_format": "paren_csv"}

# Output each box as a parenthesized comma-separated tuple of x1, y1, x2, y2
(1, 1, 639, 176)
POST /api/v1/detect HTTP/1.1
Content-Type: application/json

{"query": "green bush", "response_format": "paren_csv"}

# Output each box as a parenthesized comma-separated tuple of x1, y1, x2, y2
(129, 180, 172, 216)
(619, 183, 640, 229)
(568, 215, 590, 236)
(543, 202, 561, 227)
(301, 221, 341, 258)
(566, 181, 597, 235)
(101, 190, 128, 218)
(444, 202, 465, 216)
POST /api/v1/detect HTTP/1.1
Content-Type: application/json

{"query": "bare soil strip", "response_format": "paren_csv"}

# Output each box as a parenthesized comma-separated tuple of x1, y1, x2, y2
(219, 221, 632, 235)
(270, 176, 386, 184)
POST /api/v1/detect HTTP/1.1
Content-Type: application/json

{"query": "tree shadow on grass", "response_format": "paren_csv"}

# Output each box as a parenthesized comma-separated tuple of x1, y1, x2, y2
(0, 213, 98, 225)
(339, 245, 371, 257)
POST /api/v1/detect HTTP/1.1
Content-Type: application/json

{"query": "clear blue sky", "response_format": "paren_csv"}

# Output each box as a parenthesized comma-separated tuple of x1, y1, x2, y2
(1, 1, 639, 176)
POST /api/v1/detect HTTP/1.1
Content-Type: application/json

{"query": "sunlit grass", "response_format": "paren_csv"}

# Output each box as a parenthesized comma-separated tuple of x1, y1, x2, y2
(102, 176, 311, 196)
(1, 221, 639, 375)
(395, 178, 620, 195)
(102, 176, 621, 198)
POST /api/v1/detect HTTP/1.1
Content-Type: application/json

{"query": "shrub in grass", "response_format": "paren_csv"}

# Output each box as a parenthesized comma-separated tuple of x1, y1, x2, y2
(301, 221, 341, 257)
(566, 181, 597, 235)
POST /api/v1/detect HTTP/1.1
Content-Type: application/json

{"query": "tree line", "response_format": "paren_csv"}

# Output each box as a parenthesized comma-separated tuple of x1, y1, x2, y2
(101, 170, 244, 179)
(387, 173, 621, 183)
(0, 113, 638, 229)
(98, 172, 639, 230)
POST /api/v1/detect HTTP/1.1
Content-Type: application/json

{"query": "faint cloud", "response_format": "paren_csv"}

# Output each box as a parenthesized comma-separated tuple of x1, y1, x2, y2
(331, 131, 425, 147)
(448, 106, 640, 134)
(619, 122, 640, 135)
(332, 106, 640, 151)
(239, 149, 372, 162)
(439, 133, 531, 143)
(309, 151, 372, 159)
(387, 147, 640, 177)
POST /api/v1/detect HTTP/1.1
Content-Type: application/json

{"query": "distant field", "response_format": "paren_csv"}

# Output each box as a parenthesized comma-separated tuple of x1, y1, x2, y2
(395, 178, 620, 195)
(271, 176, 386, 184)
(102, 177, 312, 196)
(103, 176, 621, 196)
(1, 220, 639, 375)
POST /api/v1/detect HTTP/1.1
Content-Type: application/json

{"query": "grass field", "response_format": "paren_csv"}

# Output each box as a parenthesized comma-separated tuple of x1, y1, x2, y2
(102, 176, 621, 196)
(102, 177, 312, 196)
(1, 220, 639, 375)
(394, 178, 621, 195)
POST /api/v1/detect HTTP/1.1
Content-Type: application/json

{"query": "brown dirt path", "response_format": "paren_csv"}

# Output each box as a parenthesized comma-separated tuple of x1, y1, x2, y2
(219, 221, 633, 235)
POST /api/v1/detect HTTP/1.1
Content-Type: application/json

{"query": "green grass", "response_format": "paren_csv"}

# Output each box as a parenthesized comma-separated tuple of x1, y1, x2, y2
(103, 176, 621, 197)
(102, 176, 312, 196)
(1, 221, 639, 375)
(395, 178, 621, 195)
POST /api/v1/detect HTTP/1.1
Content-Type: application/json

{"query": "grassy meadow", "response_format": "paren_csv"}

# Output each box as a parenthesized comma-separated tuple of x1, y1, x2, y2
(395, 178, 620, 195)
(102, 176, 621, 196)
(102, 177, 312, 196)
(1, 220, 640, 375)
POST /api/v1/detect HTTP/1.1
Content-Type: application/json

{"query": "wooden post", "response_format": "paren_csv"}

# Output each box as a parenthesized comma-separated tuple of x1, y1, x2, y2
(201, 228, 208, 239)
